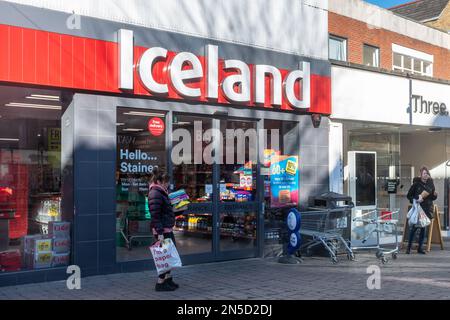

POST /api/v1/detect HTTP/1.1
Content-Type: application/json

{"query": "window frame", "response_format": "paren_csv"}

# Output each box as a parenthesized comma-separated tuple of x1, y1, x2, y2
(392, 44, 434, 77)
(363, 43, 380, 68)
(329, 34, 348, 62)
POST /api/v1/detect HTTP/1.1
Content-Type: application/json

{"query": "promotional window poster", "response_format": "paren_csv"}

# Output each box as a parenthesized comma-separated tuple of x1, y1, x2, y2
(270, 155, 299, 208)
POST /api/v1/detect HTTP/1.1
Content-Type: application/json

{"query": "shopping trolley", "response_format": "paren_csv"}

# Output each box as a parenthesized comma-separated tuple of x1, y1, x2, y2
(299, 209, 354, 264)
(120, 215, 154, 251)
(351, 209, 400, 264)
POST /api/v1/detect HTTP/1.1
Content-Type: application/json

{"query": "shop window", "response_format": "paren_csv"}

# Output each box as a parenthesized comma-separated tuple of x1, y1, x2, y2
(218, 120, 258, 252)
(116, 108, 167, 262)
(172, 115, 213, 256)
(363, 44, 379, 68)
(329, 35, 347, 62)
(0, 86, 70, 273)
(173, 115, 213, 203)
(219, 120, 257, 204)
(263, 120, 299, 255)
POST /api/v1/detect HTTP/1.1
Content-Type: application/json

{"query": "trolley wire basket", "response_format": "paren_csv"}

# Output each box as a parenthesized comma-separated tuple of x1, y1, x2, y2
(299, 208, 354, 264)
(351, 208, 400, 264)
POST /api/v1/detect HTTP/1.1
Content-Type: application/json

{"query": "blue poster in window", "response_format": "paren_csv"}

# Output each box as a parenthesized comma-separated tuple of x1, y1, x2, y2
(270, 155, 299, 208)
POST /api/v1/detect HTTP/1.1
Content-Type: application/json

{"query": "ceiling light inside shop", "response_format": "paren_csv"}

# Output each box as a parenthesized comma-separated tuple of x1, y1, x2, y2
(174, 122, 191, 125)
(116, 123, 125, 126)
(0, 138, 19, 141)
(5, 102, 61, 110)
(26, 94, 60, 101)
(123, 111, 165, 117)
(123, 128, 144, 132)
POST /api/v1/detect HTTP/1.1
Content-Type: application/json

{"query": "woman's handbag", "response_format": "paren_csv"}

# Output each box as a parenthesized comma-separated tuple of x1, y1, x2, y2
(149, 238, 182, 275)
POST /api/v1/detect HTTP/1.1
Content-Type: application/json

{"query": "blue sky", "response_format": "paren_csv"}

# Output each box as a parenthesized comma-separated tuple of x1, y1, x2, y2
(364, 0, 411, 8)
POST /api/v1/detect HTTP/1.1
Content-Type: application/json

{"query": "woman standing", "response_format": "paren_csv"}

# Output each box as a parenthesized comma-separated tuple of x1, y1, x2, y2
(148, 167, 179, 291)
(406, 166, 437, 254)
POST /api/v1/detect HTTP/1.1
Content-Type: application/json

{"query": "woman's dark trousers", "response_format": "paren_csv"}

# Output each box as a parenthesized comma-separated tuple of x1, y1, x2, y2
(408, 225, 425, 251)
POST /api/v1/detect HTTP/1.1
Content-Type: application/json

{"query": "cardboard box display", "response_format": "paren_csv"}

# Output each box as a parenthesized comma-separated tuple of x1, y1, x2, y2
(34, 238, 53, 253)
(48, 221, 71, 239)
(22, 235, 43, 253)
(52, 252, 70, 267)
(22, 235, 53, 254)
(53, 238, 71, 254)
(25, 251, 53, 269)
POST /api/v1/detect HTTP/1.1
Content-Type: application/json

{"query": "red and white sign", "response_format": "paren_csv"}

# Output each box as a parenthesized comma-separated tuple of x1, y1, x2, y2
(148, 117, 165, 136)
(0, 24, 331, 115)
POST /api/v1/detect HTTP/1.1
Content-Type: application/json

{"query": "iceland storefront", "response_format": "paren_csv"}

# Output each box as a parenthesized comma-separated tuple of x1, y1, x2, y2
(0, 1, 332, 285)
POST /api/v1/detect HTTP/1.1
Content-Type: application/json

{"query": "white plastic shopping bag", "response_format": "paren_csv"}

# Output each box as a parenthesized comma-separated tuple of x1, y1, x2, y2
(149, 238, 182, 275)
(407, 200, 419, 226)
(417, 209, 431, 228)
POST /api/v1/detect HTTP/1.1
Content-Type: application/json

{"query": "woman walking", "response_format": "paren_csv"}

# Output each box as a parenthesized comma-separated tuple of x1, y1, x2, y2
(148, 167, 179, 291)
(406, 166, 437, 254)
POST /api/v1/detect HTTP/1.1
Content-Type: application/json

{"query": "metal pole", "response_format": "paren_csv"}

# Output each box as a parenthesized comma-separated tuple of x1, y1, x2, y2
(408, 74, 413, 126)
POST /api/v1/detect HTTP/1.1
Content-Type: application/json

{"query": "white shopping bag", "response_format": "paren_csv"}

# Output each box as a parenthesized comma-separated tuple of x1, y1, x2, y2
(417, 209, 431, 228)
(149, 238, 182, 275)
(407, 200, 419, 226)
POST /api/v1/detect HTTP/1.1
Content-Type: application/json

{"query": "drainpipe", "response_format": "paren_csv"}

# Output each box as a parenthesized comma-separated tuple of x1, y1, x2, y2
(408, 73, 413, 126)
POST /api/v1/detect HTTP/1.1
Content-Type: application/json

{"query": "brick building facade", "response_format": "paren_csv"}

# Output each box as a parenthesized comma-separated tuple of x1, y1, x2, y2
(329, 0, 450, 82)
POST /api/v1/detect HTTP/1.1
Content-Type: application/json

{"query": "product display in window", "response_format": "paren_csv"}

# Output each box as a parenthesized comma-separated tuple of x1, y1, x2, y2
(220, 213, 257, 240)
(169, 189, 190, 212)
(21, 221, 71, 270)
(0, 93, 70, 272)
(173, 164, 213, 203)
(174, 213, 257, 240)
(220, 162, 256, 202)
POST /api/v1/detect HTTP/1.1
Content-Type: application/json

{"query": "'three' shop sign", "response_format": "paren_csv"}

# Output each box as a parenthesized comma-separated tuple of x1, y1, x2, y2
(412, 95, 449, 116)
(118, 29, 311, 110)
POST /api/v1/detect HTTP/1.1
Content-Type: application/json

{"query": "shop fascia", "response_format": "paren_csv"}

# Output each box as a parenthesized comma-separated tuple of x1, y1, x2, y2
(412, 95, 449, 116)
(118, 29, 310, 109)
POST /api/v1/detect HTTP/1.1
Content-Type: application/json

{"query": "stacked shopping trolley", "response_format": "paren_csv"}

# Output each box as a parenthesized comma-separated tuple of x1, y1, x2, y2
(351, 209, 400, 264)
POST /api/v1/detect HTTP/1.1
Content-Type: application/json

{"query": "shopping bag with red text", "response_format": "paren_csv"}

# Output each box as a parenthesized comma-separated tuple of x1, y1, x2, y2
(149, 238, 182, 275)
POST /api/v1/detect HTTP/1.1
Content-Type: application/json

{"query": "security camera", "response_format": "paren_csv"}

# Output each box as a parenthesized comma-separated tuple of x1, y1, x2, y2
(311, 114, 322, 128)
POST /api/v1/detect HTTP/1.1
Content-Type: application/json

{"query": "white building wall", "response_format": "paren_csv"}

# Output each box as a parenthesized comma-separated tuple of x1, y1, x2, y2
(2, 0, 329, 60)
(331, 66, 450, 128)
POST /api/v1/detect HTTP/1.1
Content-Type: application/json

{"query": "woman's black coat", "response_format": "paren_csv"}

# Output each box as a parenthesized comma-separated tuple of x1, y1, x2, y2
(406, 177, 437, 219)
(148, 185, 175, 235)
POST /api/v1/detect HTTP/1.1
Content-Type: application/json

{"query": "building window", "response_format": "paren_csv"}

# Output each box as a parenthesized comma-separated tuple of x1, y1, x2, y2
(363, 44, 380, 67)
(392, 44, 433, 77)
(0, 85, 71, 273)
(116, 108, 167, 261)
(329, 35, 347, 61)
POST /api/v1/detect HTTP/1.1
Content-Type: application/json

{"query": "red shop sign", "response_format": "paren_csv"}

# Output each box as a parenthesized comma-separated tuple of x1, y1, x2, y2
(148, 117, 165, 136)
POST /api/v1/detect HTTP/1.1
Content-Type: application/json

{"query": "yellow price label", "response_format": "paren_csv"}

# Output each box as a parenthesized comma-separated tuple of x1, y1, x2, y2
(286, 159, 297, 175)
(37, 241, 52, 252)
(37, 253, 52, 263)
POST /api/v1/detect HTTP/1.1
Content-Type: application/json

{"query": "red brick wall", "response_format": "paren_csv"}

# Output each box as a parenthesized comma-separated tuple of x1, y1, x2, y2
(329, 12, 450, 81)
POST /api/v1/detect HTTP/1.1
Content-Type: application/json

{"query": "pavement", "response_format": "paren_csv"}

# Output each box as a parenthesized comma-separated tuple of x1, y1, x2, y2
(1, 242, 450, 300)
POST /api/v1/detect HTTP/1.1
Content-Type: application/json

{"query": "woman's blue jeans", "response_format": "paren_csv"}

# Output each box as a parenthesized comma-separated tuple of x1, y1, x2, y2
(408, 225, 426, 250)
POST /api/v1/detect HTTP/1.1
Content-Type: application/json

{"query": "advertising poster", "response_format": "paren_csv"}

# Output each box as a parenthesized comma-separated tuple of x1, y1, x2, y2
(270, 155, 299, 208)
